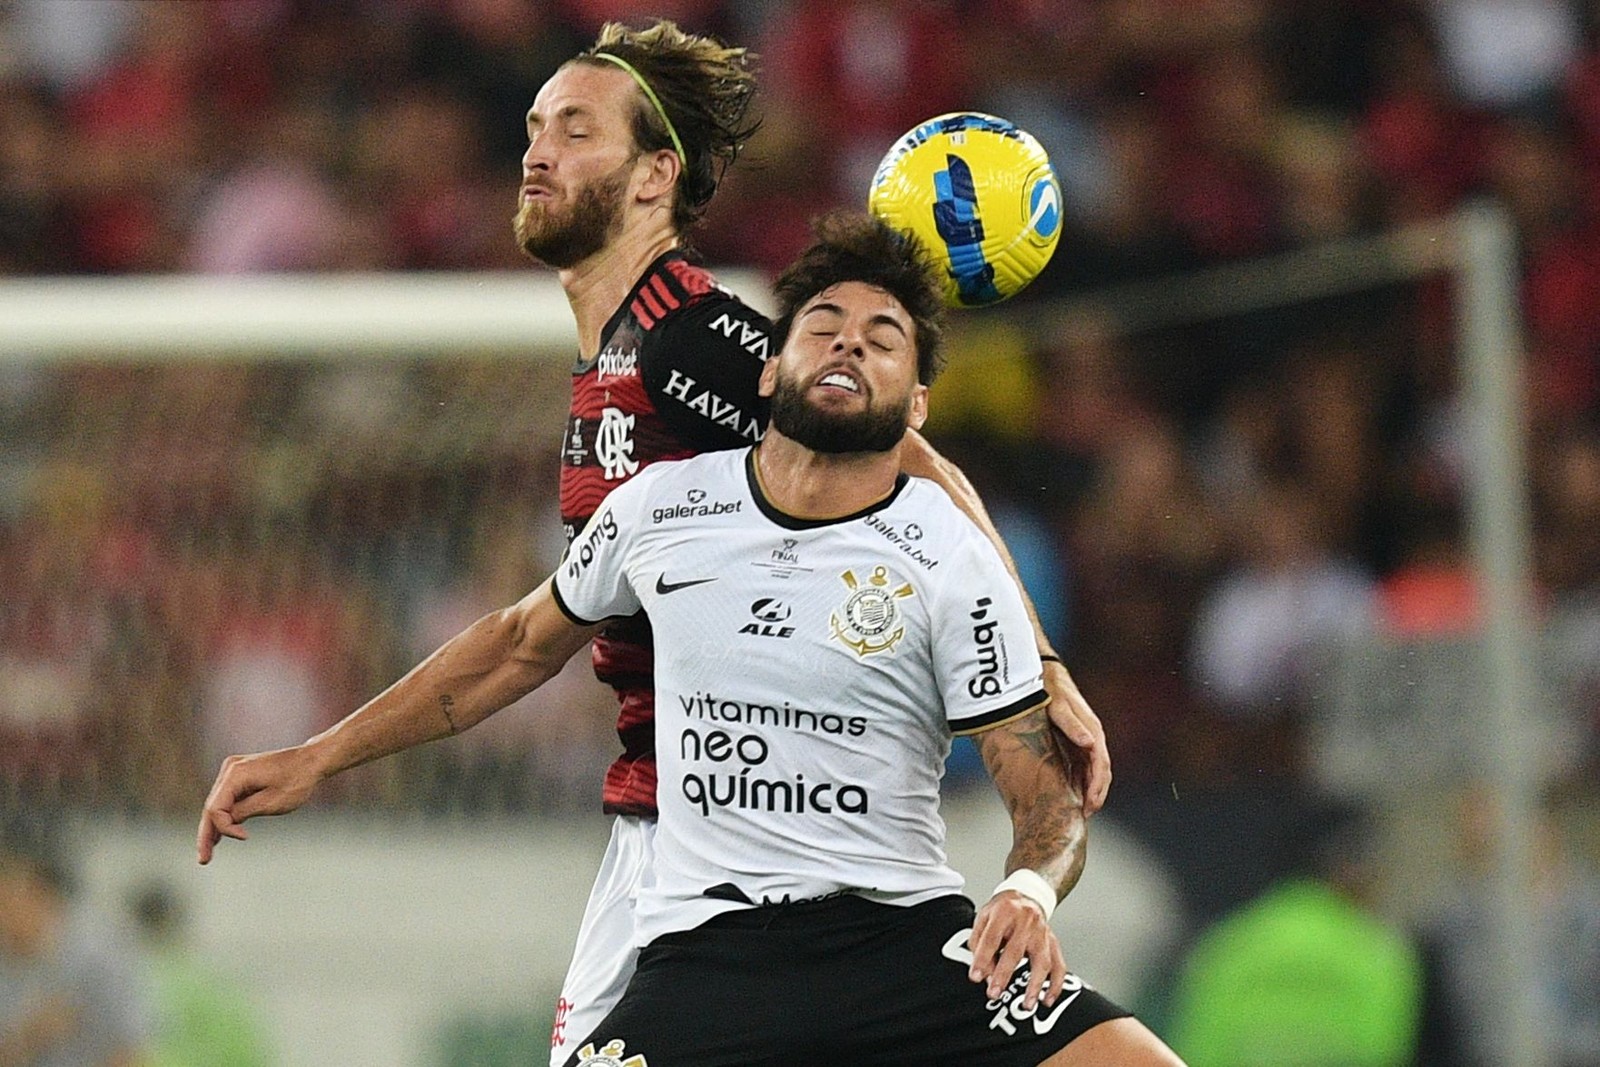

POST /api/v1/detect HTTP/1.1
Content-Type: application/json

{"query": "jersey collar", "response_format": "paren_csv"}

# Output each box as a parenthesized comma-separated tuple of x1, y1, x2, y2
(744, 447, 910, 530)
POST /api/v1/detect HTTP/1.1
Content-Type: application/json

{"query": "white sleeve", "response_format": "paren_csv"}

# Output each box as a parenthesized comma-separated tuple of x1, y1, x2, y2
(550, 481, 645, 625)
(932, 532, 1047, 735)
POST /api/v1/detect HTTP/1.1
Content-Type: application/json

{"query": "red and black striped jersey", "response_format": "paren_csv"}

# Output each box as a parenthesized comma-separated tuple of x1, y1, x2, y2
(559, 250, 772, 816)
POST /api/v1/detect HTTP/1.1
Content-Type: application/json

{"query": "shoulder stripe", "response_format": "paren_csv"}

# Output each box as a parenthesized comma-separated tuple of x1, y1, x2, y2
(649, 256, 690, 305)
(949, 689, 1049, 736)
(640, 287, 666, 319)
(663, 256, 716, 299)
(631, 296, 657, 330)
(637, 284, 668, 322)
(647, 272, 680, 312)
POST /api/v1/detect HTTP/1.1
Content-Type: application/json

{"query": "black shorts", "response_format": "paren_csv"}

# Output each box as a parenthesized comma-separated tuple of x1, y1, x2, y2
(560, 893, 1130, 1067)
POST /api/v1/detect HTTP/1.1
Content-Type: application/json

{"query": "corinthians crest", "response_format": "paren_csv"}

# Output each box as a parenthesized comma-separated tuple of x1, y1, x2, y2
(830, 565, 915, 657)
(576, 1038, 648, 1067)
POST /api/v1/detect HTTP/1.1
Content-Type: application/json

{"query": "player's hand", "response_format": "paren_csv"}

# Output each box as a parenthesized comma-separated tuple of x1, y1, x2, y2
(968, 890, 1068, 1011)
(1042, 659, 1110, 816)
(197, 746, 323, 864)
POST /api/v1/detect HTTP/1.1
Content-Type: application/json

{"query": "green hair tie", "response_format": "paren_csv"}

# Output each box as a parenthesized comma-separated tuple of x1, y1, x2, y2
(592, 52, 686, 170)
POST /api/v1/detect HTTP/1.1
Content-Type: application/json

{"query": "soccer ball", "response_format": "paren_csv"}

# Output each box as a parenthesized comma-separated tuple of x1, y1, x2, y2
(868, 112, 1062, 308)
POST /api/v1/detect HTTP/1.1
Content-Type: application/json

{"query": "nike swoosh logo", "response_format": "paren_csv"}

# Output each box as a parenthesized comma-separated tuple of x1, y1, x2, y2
(1029, 986, 1084, 1032)
(655, 574, 718, 595)
(1051, 987, 1084, 1012)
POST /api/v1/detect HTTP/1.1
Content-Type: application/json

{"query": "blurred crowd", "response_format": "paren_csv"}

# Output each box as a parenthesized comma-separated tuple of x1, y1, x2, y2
(3, 1, 1600, 1062)
(5, 0, 1594, 793)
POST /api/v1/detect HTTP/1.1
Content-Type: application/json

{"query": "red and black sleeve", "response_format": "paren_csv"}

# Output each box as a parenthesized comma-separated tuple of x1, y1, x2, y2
(640, 285, 774, 454)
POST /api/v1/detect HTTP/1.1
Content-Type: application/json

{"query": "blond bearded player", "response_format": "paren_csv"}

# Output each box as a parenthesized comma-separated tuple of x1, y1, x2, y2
(196, 214, 1177, 1065)
(203, 21, 1110, 1064)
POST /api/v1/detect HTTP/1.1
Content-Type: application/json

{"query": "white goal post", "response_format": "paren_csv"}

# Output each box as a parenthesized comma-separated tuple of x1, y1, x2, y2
(0, 269, 772, 360)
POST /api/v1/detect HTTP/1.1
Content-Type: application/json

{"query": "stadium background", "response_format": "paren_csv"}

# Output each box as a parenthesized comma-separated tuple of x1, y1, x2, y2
(1, 1, 1598, 1064)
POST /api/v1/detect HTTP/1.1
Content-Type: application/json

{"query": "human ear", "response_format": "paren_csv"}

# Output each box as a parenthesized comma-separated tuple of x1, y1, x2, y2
(907, 383, 929, 430)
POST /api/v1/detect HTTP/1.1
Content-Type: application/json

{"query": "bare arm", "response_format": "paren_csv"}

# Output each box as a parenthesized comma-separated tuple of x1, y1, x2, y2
(306, 577, 596, 772)
(901, 428, 1111, 813)
(977, 708, 1087, 898)
(197, 577, 598, 863)
(963, 707, 1088, 1011)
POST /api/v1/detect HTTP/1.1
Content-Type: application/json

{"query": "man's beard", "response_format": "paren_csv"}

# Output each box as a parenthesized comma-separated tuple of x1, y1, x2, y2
(768, 370, 910, 454)
(514, 159, 631, 268)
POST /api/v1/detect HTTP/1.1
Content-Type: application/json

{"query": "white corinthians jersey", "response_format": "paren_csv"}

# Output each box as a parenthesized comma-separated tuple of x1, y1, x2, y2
(553, 447, 1048, 945)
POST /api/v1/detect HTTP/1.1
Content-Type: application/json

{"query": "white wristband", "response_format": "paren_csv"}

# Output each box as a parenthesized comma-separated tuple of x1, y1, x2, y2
(991, 869, 1058, 918)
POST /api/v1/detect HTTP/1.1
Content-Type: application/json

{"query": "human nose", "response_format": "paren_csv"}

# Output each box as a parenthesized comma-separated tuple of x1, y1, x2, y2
(829, 325, 866, 359)
(523, 131, 552, 173)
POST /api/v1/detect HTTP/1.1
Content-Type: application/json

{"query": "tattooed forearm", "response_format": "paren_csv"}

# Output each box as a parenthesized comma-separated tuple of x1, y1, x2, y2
(1005, 708, 1059, 762)
(1012, 786, 1086, 899)
(438, 694, 460, 735)
(976, 709, 1088, 901)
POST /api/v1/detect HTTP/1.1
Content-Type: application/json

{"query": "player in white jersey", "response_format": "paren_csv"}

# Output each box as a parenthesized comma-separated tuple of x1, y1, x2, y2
(196, 212, 1181, 1065)
(557, 444, 1052, 943)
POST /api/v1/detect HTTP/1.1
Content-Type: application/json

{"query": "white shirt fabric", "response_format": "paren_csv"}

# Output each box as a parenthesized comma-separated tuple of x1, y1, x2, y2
(553, 447, 1047, 947)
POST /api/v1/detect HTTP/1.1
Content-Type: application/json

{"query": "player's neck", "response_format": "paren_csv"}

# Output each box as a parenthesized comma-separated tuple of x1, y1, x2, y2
(753, 433, 904, 521)
(559, 220, 680, 357)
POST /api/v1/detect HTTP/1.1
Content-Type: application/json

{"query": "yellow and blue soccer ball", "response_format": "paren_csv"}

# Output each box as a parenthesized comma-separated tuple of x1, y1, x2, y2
(868, 112, 1062, 308)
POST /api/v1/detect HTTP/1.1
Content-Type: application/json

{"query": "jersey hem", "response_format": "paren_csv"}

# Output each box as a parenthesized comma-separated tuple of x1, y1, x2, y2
(949, 689, 1049, 736)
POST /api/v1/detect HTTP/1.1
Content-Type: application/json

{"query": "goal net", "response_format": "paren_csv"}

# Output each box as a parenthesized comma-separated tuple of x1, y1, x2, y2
(0, 270, 766, 818)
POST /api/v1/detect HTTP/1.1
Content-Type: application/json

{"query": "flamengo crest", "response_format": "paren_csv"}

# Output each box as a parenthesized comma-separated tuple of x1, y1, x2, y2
(830, 565, 915, 657)
(595, 406, 639, 481)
